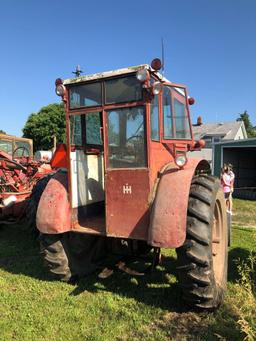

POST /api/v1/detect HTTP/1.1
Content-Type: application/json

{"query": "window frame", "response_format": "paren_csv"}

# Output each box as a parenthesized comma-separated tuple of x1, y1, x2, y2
(69, 81, 103, 109)
(68, 74, 143, 110)
(69, 111, 103, 150)
(106, 106, 148, 169)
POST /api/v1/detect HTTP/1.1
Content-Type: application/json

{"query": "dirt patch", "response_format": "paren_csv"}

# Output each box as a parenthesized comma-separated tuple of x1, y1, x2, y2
(151, 311, 211, 340)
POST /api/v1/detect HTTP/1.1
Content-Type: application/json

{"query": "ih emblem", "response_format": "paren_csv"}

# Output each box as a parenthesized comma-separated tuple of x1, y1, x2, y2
(123, 184, 132, 194)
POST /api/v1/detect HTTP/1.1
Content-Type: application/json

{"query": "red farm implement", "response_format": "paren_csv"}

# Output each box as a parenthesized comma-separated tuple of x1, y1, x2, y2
(0, 135, 53, 224)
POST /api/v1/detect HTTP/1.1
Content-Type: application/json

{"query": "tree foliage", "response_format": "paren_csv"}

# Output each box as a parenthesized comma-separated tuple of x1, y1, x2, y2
(237, 111, 256, 138)
(23, 103, 66, 151)
(0, 129, 6, 134)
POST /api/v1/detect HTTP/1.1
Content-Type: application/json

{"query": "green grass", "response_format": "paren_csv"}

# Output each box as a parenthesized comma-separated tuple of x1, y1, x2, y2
(233, 198, 256, 227)
(0, 200, 255, 340)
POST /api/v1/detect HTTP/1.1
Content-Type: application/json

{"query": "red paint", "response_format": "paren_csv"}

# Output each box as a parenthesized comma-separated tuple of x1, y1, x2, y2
(151, 58, 162, 71)
(106, 169, 150, 240)
(0, 150, 12, 161)
(148, 159, 208, 248)
(50, 144, 68, 169)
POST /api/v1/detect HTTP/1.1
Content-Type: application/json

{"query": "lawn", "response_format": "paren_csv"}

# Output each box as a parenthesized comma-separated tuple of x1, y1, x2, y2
(233, 198, 256, 227)
(0, 199, 255, 341)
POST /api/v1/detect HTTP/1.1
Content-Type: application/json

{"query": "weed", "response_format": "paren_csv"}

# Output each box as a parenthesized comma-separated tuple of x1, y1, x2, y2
(234, 238, 256, 340)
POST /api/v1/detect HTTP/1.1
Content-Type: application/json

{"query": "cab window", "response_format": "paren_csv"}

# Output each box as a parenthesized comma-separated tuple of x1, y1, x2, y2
(15, 141, 31, 156)
(0, 140, 12, 155)
(70, 83, 102, 109)
(163, 86, 191, 140)
(85, 112, 102, 145)
(70, 115, 82, 146)
(150, 94, 159, 141)
(163, 87, 174, 139)
(105, 76, 142, 104)
(70, 112, 102, 147)
(174, 98, 191, 139)
(107, 106, 146, 168)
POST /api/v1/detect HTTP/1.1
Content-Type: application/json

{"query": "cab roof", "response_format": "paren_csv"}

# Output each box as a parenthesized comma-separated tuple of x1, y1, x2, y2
(63, 64, 169, 85)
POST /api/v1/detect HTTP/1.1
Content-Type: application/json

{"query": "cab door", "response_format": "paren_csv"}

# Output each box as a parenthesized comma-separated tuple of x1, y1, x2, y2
(104, 106, 150, 240)
(161, 85, 192, 141)
(70, 112, 105, 223)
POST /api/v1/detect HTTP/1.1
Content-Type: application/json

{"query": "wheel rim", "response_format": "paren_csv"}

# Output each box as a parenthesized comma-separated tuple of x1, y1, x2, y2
(212, 192, 226, 285)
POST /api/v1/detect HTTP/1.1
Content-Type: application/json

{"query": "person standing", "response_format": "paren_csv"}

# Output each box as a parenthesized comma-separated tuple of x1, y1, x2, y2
(221, 164, 235, 214)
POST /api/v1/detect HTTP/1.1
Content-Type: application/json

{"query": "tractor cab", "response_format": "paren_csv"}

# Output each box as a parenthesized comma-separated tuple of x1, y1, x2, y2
(0, 134, 33, 159)
(54, 61, 195, 240)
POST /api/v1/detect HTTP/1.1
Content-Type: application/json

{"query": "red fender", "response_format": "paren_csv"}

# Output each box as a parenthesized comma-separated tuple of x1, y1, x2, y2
(36, 171, 71, 234)
(148, 158, 210, 248)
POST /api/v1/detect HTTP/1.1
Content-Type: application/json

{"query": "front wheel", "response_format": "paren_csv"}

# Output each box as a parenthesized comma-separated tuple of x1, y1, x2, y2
(176, 174, 228, 310)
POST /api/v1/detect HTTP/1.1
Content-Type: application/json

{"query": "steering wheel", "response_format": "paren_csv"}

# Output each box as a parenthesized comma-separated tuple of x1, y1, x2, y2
(12, 146, 30, 159)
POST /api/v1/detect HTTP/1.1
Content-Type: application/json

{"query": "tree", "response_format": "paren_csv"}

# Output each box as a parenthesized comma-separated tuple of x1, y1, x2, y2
(0, 129, 6, 134)
(23, 103, 66, 151)
(237, 111, 256, 138)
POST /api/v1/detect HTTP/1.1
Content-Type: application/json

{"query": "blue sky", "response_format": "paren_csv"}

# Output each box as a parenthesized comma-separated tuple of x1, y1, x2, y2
(1, 0, 255, 136)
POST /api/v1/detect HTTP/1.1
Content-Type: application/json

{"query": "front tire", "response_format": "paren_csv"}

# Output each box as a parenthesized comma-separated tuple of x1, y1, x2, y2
(176, 174, 228, 310)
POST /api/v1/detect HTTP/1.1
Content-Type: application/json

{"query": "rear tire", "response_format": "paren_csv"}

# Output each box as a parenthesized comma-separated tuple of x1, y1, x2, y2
(39, 232, 107, 282)
(176, 174, 228, 310)
(39, 233, 72, 282)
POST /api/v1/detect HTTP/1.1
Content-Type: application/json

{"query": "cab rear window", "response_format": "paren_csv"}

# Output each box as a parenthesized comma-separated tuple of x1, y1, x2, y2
(69, 75, 142, 109)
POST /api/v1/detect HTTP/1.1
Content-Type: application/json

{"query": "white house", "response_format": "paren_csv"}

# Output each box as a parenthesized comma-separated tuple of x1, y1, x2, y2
(188, 117, 247, 164)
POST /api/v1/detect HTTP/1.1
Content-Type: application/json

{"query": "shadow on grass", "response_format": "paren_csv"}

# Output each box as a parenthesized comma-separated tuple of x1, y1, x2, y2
(0, 224, 255, 312)
(0, 225, 253, 340)
(228, 247, 256, 293)
(69, 254, 184, 312)
(0, 224, 49, 280)
(0, 225, 184, 311)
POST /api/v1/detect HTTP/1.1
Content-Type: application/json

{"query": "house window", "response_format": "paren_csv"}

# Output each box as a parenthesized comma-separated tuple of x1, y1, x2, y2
(213, 137, 221, 143)
(203, 137, 212, 148)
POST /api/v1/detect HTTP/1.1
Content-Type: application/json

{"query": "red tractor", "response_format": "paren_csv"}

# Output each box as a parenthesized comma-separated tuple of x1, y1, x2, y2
(34, 60, 228, 310)
(0, 134, 52, 225)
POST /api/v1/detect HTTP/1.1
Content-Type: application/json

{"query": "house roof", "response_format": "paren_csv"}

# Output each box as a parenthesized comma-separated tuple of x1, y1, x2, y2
(192, 121, 247, 140)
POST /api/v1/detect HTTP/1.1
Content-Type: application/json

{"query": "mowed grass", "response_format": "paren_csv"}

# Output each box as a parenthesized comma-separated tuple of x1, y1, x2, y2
(233, 198, 256, 227)
(0, 199, 255, 341)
